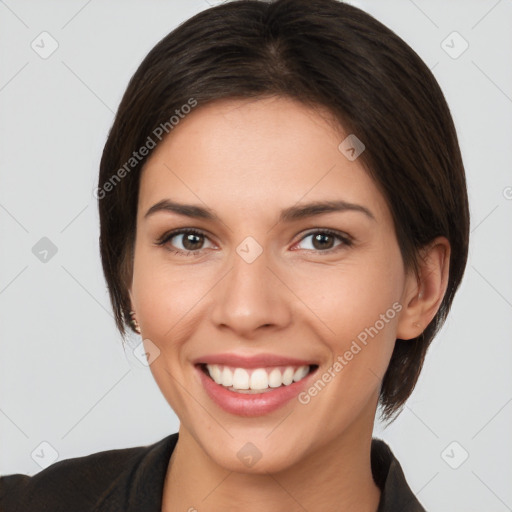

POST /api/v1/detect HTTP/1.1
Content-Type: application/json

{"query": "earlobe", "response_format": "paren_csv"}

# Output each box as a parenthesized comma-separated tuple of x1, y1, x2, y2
(396, 237, 451, 340)
(127, 287, 141, 334)
(129, 310, 141, 335)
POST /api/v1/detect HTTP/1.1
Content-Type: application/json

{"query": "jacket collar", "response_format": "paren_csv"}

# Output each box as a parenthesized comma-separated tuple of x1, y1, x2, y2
(372, 438, 427, 511)
(94, 434, 426, 511)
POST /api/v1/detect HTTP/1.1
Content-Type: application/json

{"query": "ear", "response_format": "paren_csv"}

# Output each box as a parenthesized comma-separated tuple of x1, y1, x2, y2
(396, 236, 451, 340)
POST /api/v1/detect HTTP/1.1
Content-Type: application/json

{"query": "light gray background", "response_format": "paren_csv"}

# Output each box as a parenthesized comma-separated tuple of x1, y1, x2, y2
(1, 1, 511, 510)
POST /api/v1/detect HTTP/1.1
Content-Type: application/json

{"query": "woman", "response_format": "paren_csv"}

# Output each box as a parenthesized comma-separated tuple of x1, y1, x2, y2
(0, 0, 469, 510)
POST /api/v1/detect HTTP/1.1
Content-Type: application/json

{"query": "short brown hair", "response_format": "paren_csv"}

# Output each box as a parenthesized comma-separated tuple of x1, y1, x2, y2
(98, 0, 470, 422)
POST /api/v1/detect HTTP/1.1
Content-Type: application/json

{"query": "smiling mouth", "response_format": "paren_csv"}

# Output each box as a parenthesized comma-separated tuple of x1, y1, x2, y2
(198, 363, 319, 394)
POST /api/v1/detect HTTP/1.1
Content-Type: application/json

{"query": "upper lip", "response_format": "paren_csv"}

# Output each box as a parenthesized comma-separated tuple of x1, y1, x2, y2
(193, 353, 317, 368)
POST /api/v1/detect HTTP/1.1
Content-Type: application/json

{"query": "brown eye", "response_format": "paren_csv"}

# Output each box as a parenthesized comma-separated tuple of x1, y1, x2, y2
(295, 229, 352, 252)
(179, 232, 205, 251)
(156, 228, 214, 254)
(312, 233, 335, 250)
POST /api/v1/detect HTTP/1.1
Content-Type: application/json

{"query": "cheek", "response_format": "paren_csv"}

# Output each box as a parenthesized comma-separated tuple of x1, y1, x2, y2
(293, 271, 403, 425)
(286, 253, 404, 396)
(289, 256, 404, 342)
(131, 249, 212, 340)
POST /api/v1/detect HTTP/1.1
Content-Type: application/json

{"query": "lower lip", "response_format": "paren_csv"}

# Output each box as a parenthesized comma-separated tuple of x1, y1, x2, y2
(196, 365, 317, 417)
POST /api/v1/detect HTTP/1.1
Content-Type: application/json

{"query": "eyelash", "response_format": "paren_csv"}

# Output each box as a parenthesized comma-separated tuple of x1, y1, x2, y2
(155, 228, 353, 257)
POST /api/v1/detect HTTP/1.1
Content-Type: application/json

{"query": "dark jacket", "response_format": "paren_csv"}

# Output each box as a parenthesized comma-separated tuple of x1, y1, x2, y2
(0, 433, 426, 511)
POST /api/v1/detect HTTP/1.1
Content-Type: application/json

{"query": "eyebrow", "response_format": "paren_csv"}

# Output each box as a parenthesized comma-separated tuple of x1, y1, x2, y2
(144, 199, 375, 222)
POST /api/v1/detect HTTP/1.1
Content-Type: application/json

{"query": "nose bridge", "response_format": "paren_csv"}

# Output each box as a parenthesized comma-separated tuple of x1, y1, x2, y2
(210, 236, 290, 334)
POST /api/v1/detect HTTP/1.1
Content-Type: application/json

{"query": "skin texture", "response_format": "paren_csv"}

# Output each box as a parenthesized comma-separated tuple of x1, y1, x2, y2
(128, 96, 450, 512)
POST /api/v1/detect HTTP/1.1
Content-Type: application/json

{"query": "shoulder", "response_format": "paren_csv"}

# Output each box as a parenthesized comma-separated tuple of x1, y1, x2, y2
(0, 433, 178, 512)
(371, 437, 427, 512)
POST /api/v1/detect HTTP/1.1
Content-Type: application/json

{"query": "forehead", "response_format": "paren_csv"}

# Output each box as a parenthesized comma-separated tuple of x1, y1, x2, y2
(138, 96, 389, 224)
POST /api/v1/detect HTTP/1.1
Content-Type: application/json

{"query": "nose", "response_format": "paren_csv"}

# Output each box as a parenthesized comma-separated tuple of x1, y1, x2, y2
(210, 243, 292, 338)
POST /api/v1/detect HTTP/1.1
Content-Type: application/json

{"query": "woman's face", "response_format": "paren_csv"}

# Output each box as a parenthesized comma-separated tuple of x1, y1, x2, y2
(130, 96, 416, 472)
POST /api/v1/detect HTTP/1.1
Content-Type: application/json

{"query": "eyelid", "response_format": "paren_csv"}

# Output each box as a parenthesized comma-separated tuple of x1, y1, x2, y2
(293, 228, 353, 251)
(155, 228, 216, 249)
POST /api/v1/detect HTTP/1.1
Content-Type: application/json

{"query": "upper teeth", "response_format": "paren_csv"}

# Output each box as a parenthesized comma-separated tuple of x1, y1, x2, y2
(206, 364, 310, 391)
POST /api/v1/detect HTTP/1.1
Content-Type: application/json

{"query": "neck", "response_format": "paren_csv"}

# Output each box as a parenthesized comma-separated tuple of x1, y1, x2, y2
(162, 418, 381, 512)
